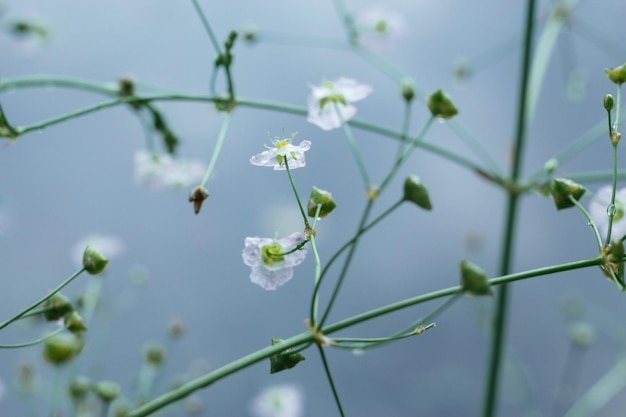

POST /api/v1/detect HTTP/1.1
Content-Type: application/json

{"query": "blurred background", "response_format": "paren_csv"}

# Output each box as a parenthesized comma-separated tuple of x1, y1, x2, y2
(1, 0, 626, 416)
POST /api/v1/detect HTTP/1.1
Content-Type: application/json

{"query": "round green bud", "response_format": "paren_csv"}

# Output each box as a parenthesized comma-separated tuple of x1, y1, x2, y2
(549, 178, 586, 210)
(93, 380, 121, 403)
(43, 333, 84, 365)
(460, 259, 493, 296)
(44, 292, 74, 321)
(604, 94, 615, 112)
(400, 77, 416, 102)
(83, 245, 109, 275)
(427, 89, 458, 120)
(567, 321, 596, 347)
(143, 343, 166, 366)
(307, 187, 337, 218)
(403, 176, 432, 210)
(605, 64, 626, 85)
(65, 311, 87, 334)
(69, 375, 91, 401)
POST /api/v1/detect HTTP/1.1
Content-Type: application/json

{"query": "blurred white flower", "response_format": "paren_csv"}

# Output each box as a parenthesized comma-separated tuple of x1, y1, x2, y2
(355, 6, 407, 48)
(249, 384, 304, 417)
(242, 232, 307, 290)
(134, 150, 206, 190)
(250, 138, 311, 170)
(589, 185, 626, 241)
(307, 77, 372, 130)
(72, 234, 124, 267)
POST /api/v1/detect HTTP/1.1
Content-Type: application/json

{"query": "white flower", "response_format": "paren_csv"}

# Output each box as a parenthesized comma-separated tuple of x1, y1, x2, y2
(307, 77, 373, 130)
(589, 186, 626, 241)
(249, 384, 304, 417)
(249, 139, 311, 170)
(355, 6, 407, 48)
(242, 232, 307, 290)
(71, 234, 124, 267)
(134, 150, 206, 190)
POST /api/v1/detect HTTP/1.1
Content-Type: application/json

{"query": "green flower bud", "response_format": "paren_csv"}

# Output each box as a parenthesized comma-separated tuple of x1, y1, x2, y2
(143, 343, 166, 366)
(189, 185, 210, 214)
(307, 187, 337, 218)
(44, 292, 74, 321)
(611, 131, 622, 146)
(69, 375, 91, 401)
(93, 380, 121, 403)
(43, 333, 84, 365)
(400, 77, 416, 102)
(118, 77, 135, 97)
(604, 94, 615, 112)
(605, 63, 626, 85)
(427, 89, 458, 120)
(567, 321, 596, 347)
(269, 337, 306, 374)
(460, 259, 493, 296)
(111, 398, 132, 417)
(403, 176, 432, 210)
(543, 158, 558, 174)
(65, 311, 87, 334)
(549, 178, 586, 210)
(83, 245, 109, 275)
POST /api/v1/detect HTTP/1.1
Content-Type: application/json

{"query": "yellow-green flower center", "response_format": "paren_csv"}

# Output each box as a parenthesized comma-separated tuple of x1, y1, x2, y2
(319, 93, 347, 110)
(615, 202, 624, 222)
(374, 20, 388, 33)
(261, 242, 284, 266)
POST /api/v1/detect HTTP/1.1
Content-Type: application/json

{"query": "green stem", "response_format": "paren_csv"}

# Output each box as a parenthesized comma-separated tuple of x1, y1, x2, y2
(0, 323, 68, 348)
(482, 0, 536, 416)
(317, 345, 345, 417)
(126, 256, 603, 417)
(284, 160, 309, 229)
(335, 103, 370, 188)
(0, 267, 86, 331)
(605, 143, 619, 245)
(568, 195, 603, 249)
(201, 112, 231, 188)
(190, 0, 221, 54)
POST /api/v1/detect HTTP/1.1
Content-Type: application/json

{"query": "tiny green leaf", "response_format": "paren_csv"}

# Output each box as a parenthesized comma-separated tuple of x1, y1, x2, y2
(269, 338, 306, 374)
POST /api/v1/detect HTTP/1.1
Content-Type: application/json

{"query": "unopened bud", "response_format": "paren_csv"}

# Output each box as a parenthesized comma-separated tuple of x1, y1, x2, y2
(69, 375, 91, 401)
(44, 292, 74, 321)
(83, 246, 109, 275)
(549, 178, 586, 210)
(93, 380, 120, 403)
(605, 63, 626, 85)
(65, 311, 87, 334)
(604, 94, 614, 112)
(307, 187, 337, 218)
(189, 185, 209, 215)
(400, 77, 415, 102)
(427, 89, 458, 120)
(403, 175, 432, 210)
(460, 259, 493, 296)
(43, 333, 84, 365)
(270, 337, 306, 374)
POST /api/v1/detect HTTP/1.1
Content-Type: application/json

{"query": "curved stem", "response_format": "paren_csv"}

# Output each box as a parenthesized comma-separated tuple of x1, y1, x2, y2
(127, 256, 603, 417)
(201, 112, 231, 188)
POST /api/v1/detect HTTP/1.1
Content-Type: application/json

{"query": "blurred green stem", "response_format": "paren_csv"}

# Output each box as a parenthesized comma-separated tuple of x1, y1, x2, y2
(482, 0, 536, 416)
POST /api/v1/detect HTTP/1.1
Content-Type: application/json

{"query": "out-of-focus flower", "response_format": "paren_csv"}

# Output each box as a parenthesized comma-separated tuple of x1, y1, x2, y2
(134, 150, 206, 190)
(72, 234, 124, 267)
(249, 137, 311, 170)
(307, 77, 372, 130)
(249, 384, 304, 417)
(355, 6, 406, 48)
(589, 186, 626, 241)
(242, 232, 307, 290)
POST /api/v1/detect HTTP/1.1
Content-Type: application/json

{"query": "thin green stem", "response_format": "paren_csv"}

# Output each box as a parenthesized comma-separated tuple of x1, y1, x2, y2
(395, 101, 412, 161)
(0, 267, 86, 331)
(335, 103, 370, 188)
(615, 84, 622, 132)
(448, 120, 503, 176)
(284, 160, 309, 228)
(127, 256, 603, 417)
(482, 0, 536, 416)
(0, 323, 68, 348)
(190, 0, 221, 54)
(318, 200, 373, 328)
(309, 230, 323, 325)
(316, 345, 345, 417)
(604, 143, 619, 245)
(568, 195, 603, 249)
(201, 112, 231, 188)
(331, 0, 357, 45)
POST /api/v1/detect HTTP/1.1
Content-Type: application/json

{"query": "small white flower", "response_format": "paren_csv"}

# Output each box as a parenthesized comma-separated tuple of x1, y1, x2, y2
(249, 384, 304, 417)
(307, 77, 373, 131)
(242, 232, 307, 290)
(249, 139, 311, 170)
(72, 234, 124, 267)
(134, 150, 206, 190)
(589, 186, 626, 241)
(355, 6, 407, 48)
